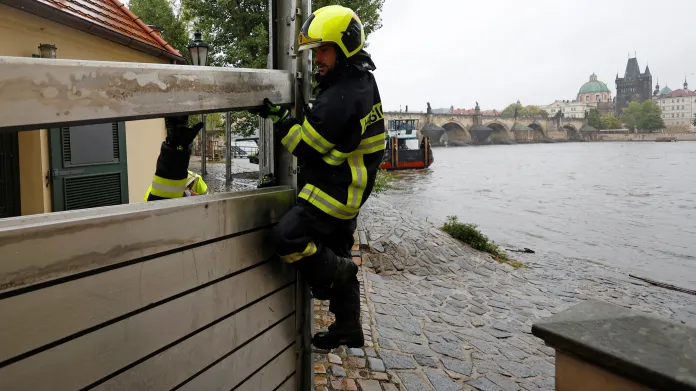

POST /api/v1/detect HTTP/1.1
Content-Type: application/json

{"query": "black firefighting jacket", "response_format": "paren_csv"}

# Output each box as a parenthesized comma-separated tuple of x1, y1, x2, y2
(275, 50, 385, 220)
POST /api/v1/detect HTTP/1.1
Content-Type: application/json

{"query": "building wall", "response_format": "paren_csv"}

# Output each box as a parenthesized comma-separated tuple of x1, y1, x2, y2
(0, 4, 169, 215)
(615, 75, 652, 116)
(17, 130, 52, 215)
(541, 101, 595, 119)
(656, 95, 696, 130)
(125, 119, 166, 202)
(578, 91, 612, 104)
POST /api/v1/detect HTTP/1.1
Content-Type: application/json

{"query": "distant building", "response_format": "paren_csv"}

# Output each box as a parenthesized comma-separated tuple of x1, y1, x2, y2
(615, 57, 652, 116)
(577, 73, 612, 104)
(653, 79, 696, 131)
(540, 100, 594, 119)
(577, 73, 614, 115)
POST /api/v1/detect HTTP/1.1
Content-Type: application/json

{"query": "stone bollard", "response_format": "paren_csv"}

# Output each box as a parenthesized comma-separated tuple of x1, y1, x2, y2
(532, 300, 696, 391)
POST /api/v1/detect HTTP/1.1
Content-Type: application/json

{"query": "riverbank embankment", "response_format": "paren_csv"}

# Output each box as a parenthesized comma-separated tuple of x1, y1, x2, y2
(316, 195, 696, 391)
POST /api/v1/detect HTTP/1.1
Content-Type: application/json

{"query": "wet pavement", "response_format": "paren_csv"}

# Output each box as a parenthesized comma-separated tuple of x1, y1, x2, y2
(188, 157, 259, 193)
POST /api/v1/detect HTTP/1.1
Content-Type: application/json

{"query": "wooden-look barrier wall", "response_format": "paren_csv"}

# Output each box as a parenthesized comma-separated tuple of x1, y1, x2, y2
(0, 187, 299, 390)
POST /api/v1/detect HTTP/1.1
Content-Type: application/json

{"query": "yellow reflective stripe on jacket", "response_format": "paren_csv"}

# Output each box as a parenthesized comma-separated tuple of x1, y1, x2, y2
(322, 149, 351, 166)
(360, 103, 384, 135)
(356, 133, 385, 154)
(347, 154, 368, 209)
(322, 133, 385, 166)
(281, 124, 303, 153)
(280, 241, 318, 263)
(299, 184, 360, 220)
(149, 175, 188, 198)
(281, 119, 335, 154)
(300, 119, 334, 153)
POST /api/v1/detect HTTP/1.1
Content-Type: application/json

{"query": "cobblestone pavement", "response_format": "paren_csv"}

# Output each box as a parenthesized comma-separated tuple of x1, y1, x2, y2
(314, 196, 696, 391)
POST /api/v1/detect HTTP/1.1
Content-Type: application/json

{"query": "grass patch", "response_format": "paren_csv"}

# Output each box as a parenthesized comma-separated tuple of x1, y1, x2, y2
(441, 216, 525, 269)
(372, 169, 394, 194)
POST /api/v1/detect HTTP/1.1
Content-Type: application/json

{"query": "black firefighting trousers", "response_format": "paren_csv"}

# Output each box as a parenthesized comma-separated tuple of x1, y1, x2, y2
(271, 201, 360, 324)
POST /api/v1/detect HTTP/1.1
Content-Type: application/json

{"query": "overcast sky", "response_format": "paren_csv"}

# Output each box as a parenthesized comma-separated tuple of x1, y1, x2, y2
(367, 0, 696, 112)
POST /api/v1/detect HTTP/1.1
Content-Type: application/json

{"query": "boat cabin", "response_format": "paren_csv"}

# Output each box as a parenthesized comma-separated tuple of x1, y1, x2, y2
(386, 119, 420, 150)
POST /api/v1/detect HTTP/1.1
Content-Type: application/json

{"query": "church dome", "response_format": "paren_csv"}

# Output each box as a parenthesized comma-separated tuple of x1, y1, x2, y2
(659, 86, 673, 95)
(578, 74, 611, 94)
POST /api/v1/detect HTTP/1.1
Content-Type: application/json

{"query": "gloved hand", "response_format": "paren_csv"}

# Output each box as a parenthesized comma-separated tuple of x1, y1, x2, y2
(249, 98, 289, 124)
(257, 173, 277, 188)
(165, 115, 204, 152)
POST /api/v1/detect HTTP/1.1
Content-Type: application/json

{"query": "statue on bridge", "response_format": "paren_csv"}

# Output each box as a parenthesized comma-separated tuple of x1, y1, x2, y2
(475, 101, 480, 116)
(427, 102, 432, 114)
(514, 106, 519, 120)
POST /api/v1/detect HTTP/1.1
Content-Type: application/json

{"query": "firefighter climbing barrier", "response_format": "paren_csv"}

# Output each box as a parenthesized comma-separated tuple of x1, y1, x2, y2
(0, 0, 313, 389)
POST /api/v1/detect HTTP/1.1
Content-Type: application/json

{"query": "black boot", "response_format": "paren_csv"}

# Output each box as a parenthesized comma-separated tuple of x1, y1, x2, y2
(312, 320, 364, 350)
(332, 256, 358, 289)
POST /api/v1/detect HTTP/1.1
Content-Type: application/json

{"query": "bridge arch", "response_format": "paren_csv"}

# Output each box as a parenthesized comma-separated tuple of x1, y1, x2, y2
(442, 121, 471, 142)
(485, 122, 511, 142)
(563, 124, 581, 140)
(527, 122, 546, 140)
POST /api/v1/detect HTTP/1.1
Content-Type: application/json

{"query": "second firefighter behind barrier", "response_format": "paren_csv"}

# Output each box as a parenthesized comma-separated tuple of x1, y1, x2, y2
(250, 5, 385, 349)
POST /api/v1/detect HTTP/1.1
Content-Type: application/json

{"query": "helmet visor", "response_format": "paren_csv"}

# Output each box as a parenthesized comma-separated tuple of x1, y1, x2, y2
(298, 14, 322, 48)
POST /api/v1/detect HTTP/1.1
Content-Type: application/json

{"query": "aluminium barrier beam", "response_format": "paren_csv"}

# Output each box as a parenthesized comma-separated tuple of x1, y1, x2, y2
(0, 56, 293, 133)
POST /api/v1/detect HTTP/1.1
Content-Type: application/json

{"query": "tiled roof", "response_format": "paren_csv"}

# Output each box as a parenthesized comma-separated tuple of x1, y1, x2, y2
(661, 89, 696, 98)
(15, 0, 184, 62)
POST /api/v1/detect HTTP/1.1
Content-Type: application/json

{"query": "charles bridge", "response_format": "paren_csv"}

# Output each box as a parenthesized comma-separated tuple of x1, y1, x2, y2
(384, 111, 591, 144)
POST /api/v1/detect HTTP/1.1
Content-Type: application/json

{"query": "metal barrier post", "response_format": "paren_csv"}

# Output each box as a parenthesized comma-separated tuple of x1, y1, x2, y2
(201, 114, 207, 175)
(270, 0, 312, 389)
(225, 111, 232, 185)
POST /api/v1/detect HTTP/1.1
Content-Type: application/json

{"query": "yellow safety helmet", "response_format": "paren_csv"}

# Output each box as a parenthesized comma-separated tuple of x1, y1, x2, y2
(298, 5, 365, 58)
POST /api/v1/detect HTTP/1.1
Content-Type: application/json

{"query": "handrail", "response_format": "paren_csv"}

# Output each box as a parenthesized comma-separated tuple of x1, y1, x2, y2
(0, 57, 293, 132)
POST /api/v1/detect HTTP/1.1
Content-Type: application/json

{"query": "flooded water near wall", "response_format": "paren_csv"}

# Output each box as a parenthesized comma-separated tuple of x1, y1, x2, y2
(380, 142, 696, 287)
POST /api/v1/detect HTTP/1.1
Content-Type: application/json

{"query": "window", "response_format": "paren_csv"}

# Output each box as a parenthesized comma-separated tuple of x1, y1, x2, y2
(586, 96, 589, 102)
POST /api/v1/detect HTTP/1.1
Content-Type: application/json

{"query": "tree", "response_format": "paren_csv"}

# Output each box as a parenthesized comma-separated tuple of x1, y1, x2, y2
(621, 100, 664, 132)
(693, 114, 696, 127)
(181, 0, 385, 136)
(501, 103, 547, 118)
(587, 108, 602, 129)
(314, 0, 385, 39)
(600, 114, 622, 129)
(501, 103, 522, 116)
(129, 0, 190, 60)
(182, 0, 385, 69)
(621, 102, 641, 131)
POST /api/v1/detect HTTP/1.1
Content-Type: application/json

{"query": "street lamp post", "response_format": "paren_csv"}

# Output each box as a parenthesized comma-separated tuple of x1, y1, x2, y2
(188, 31, 210, 175)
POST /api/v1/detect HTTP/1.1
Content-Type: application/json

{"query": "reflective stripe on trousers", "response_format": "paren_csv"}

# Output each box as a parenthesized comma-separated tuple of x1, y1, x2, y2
(299, 185, 360, 220)
(280, 241, 318, 263)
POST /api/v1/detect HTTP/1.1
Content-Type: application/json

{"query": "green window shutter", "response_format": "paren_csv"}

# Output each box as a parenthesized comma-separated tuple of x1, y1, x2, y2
(50, 122, 129, 212)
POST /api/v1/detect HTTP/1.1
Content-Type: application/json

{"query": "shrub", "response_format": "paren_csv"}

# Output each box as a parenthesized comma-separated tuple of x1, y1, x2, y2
(441, 216, 524, 268)
(372, 169, 394, 194)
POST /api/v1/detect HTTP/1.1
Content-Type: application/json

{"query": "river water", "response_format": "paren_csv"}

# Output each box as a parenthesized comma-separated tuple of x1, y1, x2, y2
(379, 142, 696, 288)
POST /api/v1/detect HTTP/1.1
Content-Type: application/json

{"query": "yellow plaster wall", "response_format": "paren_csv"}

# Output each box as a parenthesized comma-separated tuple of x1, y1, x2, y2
(0, 4, 170, 214)
(125, 119, 166, 203)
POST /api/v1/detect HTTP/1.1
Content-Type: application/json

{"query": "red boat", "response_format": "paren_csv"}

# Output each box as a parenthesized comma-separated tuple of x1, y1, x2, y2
(379, 118, 434, 170)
